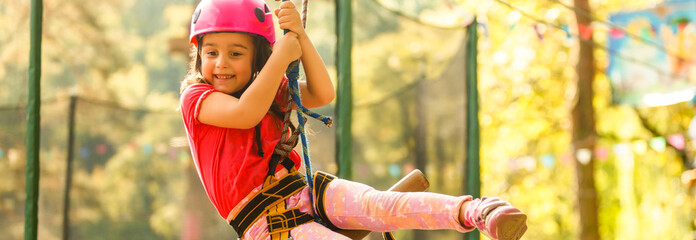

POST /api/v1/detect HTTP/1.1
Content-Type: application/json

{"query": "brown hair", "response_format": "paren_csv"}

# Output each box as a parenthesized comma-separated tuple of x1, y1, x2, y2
(181, 32, 287, 120)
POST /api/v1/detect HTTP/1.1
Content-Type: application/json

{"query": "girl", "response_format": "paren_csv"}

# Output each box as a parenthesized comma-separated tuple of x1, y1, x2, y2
(179, 0, 528, 239)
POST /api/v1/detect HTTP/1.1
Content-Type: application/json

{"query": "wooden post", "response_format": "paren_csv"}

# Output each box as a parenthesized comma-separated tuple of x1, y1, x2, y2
(571, 0, 600, 239)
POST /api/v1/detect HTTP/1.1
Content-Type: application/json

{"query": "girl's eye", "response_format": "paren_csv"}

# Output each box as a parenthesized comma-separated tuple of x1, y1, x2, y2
(206, 51, 218, 56)
(231, 52, 242, 56)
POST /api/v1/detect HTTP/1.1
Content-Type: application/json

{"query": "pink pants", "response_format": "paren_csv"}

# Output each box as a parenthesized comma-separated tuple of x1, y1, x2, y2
(240, 178, 472, 240)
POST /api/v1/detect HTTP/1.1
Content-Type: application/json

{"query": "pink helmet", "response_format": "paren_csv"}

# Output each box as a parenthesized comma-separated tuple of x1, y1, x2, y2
(189, 0, 276, 47)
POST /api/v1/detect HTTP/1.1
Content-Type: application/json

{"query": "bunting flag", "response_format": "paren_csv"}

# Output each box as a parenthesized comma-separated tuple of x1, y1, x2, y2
(578, 23, 594, 40)
(561, 24, 571, 39)
(678, 22, 689, 32)
(81, 147, 90, 158)
(640, 27, 655, 40)
(576, 148, 592, 165)
(541, 154, 555, 168)
(533, 24, 544, 41)
(560, 153, 573, 165)
(96, 144, 108, 156)
(649, 137, 667, 152)
(168, 148, 178, 160)
(667, 134, 685, 150)
(613, 143, 632, 157)
(610, 27, 625, 39)
(142, 144, 153, 154)
(595, 146, 609, 161)
(388, 164, 401, 178)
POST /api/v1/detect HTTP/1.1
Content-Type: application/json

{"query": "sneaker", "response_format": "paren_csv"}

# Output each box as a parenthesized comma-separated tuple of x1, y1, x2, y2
(462, 197, 527, 240)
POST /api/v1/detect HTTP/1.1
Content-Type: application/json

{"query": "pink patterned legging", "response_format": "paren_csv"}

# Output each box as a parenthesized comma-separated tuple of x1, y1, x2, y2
(239, 178, 473, 240)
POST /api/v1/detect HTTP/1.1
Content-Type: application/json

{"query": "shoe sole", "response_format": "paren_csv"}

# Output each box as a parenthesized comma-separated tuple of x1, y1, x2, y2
(495, 212, 527, 240)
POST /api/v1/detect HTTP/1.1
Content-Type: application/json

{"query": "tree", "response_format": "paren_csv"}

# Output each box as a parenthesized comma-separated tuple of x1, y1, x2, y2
(571, 0, 600, 239)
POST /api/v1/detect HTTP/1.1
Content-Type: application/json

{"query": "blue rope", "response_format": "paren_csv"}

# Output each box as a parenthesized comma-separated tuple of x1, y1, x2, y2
(278, 0, 333, 224)
(285, 60, 333, 222)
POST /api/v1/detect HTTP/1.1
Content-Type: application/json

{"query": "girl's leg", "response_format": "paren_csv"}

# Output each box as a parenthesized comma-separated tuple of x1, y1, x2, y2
(322, 178, 473, 233)
(290, 221, 352, 240)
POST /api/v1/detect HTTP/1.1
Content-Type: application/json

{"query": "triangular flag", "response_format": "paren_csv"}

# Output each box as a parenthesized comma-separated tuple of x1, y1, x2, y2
(578, 23, 593, 40)
(80, 147, 90, 158)
(649, 137, 666, 152)
(389, 164, 401, 178)
(168, 148, 178, 160)
(534, 24, 544, 41)
(595, 146, 609, 161)
(640, 27, 653, 40)
(96, 144, 108, 156)
(561, 24, 571, 39)
(560, 153, 573, 165)
(541, 154, 555, 168)
(613, 143, 632, 157)
(679, 22, 689, 32)
(576, 148, 592, 165)
(667, 134, 685, 150)
(610, 27, 625, 39)
(143, 144, 153, 154)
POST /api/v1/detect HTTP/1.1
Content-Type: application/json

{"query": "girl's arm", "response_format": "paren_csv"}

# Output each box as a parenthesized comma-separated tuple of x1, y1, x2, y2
(276, 1, 335, 109)
(198, 32, 302, 129)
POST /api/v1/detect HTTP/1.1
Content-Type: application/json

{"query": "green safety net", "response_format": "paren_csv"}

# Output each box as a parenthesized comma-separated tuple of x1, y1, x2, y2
(0, 0, 475, 239)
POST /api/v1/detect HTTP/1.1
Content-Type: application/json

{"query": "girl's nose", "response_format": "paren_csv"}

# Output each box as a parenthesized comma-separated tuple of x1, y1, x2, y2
(216, 57, 229, 68)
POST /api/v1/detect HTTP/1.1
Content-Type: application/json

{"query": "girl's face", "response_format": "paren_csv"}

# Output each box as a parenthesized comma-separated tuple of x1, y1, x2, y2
(199, 32, 255, 94)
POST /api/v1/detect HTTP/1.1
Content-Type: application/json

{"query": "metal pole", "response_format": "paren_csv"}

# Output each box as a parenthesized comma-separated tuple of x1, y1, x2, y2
(464, 20, 480, 240)
(62, 95, 77, 240)
(25, 0, 43, 239)
(335, 0, 353, 179)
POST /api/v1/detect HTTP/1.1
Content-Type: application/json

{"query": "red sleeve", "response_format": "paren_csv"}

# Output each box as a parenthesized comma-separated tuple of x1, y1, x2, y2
(180, 84, 218, 127)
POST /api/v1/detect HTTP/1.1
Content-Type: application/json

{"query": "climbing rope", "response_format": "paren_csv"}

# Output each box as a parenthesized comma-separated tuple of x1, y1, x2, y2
(274, 0, 332, 219)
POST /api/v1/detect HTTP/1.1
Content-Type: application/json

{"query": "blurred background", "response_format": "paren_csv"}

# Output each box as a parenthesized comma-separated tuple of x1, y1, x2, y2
(1, 0, 696, 239)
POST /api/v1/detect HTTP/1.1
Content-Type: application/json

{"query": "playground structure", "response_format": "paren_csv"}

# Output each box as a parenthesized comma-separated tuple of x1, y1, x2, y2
(10, 0, 480, 239)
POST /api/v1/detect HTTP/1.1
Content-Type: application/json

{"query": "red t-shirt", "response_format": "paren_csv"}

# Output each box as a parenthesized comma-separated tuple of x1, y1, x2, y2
(180, 80, 301, 219)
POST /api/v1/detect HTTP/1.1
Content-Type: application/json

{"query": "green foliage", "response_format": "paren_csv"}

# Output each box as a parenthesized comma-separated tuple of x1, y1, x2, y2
(1, 0, 693, 239)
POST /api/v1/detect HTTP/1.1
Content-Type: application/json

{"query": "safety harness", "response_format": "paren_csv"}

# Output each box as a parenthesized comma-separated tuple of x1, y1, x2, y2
(228, 155, 314, 239)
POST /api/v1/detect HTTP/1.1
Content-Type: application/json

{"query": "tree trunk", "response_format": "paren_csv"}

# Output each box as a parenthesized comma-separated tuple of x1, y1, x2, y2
(572, 0, 600, 239)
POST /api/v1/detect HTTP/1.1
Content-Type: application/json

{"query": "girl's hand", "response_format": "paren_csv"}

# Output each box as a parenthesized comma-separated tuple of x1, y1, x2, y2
(275, 1, 306, 37)
(273, 31, 302, 65)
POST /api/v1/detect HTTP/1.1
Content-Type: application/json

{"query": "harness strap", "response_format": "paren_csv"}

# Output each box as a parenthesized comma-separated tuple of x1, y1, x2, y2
(267, 207, 315, 235)
(312, 171, 339, 230)
(229, 171, 308, 236)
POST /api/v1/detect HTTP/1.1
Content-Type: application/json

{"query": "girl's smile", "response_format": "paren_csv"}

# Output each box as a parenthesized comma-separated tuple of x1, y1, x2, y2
(200, 32, 255, 95)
